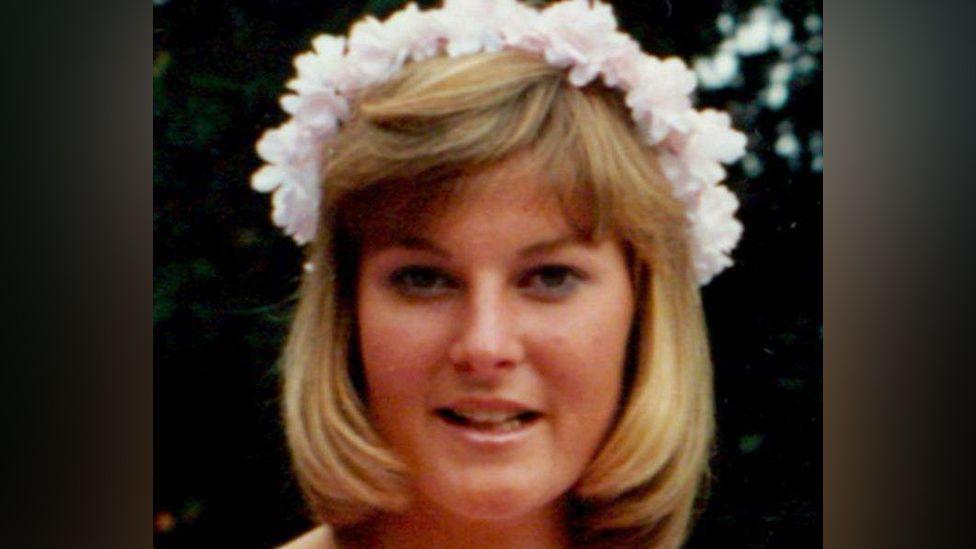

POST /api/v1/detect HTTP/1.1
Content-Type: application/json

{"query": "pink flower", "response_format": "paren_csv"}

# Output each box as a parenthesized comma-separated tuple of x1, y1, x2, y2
(271, 179, 319, 244)
(599, 39, 642, 90)
(539, 0, 632, 86)
(662, 108, 747, 194)
(254, 121, 303, 167)
(286, 35, 347, 94)
(501, 3, 548, 56)
(655, 150, 702, 199)
(250, 0, 747, 283)
(686, 109, 748, 164)
(626, 57, 696, 143)
(378, 3, 446, 62)
(252, 121, 324, 243)
(345, 15, 405, 88)
(438, 0, 529, 56)
(344, 3, 447, 82)
(688, 185, 743, 284)
(280, 91, 348, 133)
(656, 109, 747, 205)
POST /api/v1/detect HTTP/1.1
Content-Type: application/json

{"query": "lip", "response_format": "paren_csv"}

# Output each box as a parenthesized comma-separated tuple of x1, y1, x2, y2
(432, 397, 543, 448)
(437, 396, 540, 414)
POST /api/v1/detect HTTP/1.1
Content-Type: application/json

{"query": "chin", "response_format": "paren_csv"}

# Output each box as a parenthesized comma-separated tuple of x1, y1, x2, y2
(422, 471, 566, 523)
(456, 492, 536, 521)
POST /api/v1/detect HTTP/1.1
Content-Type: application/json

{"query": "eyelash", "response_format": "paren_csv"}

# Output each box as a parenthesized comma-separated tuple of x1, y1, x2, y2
(520, 265, 585, 299)
(388, 265, 585, 300)
(389, 266, 458, 297)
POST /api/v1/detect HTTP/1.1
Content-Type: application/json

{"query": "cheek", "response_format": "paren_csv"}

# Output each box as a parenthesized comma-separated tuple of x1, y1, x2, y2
(533, 276, 635, 435)
(535, 301, 631, 382)
(530, 304, 631, 424)
(357, 291, 454, 422)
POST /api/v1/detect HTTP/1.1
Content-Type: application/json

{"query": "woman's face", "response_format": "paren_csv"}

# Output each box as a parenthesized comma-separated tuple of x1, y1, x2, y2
(356, 165, 635, 523)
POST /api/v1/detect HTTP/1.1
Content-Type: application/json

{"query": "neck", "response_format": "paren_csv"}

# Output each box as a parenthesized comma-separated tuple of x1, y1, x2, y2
(348, 498, 570, 549)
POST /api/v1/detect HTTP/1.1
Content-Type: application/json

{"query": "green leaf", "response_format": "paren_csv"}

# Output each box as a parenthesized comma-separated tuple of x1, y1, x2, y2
(738, 433, 764, 454)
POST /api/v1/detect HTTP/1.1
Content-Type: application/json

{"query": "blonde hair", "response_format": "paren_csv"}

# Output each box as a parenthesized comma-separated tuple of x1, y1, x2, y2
(282, 50, 715, 548)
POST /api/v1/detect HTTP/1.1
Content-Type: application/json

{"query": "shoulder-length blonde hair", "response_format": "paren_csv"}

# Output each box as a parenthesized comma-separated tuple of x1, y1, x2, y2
(281, 50, 715, 548)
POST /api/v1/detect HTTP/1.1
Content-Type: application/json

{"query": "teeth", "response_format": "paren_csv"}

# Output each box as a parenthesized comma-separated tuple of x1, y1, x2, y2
(453, 409, 521, 423)
(497, 418, 522, 432)
(437, 408, 539, 432)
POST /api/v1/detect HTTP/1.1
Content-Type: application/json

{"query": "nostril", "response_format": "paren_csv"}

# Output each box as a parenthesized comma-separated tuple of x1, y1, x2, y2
(449, 352, 518, 374)
(448, 328, 524, 372)
(448, 342, 515, 372)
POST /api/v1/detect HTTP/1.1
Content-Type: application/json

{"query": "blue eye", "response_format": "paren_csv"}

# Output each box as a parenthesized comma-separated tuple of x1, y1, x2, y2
(520, 265, 584, 300)
(389, 266, 457, 297)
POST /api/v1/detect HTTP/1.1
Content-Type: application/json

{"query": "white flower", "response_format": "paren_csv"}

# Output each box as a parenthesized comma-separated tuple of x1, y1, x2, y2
(537, 0, 631, 86)
(345, 14, 407, 88)
(280, 91, 348, 133)
(281, 33, 354, 129)
(688, 185, 743, 284)
(439, 0, 527, 56)
(626, 56, 696, 143)
(252, 121, 324, 243)
(250, 164, 288, 194)
(658, 109, 746, 201)
(379, 3, 446, 62)
(286, 35, 347, 94)
(687, 109, 748, 165)
(271, 178, 319, 244)
(250, 0, 748, 284)
(254, 121, 303, 167)
(500, 2, 548, 56)
(599, 39, 642, 90)
(655, 150, 700, 199)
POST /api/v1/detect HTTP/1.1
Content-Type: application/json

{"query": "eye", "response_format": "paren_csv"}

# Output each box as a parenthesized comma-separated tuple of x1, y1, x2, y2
(389, 266, 458, 298)
(519, 265, 585, 300)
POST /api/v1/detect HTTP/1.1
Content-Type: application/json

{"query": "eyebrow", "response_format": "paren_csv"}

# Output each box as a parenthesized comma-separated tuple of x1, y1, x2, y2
(517, 235, 582, 257)
(390, 236, 451, 258)
(388, 234, 583, 258)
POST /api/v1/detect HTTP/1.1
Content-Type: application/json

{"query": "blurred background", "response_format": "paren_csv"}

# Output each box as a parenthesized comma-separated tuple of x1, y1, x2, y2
(153, 0, 821, 546)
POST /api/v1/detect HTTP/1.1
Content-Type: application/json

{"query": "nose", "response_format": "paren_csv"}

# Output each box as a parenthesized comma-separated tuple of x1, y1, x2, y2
(448, 282, 524, 379)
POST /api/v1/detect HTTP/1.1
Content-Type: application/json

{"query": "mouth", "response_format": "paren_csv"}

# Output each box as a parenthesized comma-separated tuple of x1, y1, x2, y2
(434, 408, 542, 433)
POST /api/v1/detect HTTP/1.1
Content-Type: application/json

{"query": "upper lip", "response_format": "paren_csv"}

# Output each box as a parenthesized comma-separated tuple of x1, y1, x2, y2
(435, 397, 541, 415)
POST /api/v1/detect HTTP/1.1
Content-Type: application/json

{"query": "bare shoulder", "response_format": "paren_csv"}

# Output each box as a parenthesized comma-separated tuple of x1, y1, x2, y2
(277, 525, 335, 549)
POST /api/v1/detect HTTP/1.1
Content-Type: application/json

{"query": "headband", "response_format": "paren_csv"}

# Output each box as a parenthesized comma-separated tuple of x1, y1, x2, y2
(252, 0, 747, 284)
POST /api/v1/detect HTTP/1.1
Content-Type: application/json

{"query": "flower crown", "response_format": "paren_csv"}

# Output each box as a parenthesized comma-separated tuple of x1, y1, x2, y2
(252, 0, 747, 285)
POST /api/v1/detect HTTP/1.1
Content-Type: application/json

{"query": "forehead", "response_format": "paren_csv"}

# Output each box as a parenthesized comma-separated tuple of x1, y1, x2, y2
(429, 161, 561, 225)
(421, 178, 573, 252)
(348, 155, 596, 251)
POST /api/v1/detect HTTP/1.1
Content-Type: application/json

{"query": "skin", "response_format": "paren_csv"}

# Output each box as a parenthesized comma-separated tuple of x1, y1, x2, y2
(355, 161, 635, 548)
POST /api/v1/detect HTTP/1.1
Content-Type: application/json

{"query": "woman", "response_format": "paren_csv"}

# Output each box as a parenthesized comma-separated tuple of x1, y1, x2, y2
(252, 1, 746, 547)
